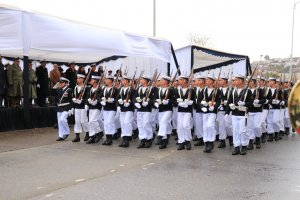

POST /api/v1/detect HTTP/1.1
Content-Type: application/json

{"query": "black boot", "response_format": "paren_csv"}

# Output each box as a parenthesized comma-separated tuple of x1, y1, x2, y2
(155, 136, 162, 145)
(144, 140, 152, 148)
(278, 131, 283, 139)
(228, 136, 233, 146)
(112, 131, 121, 140)
(274, 132, 279, 141)
(256, 137, 261, 149)
(240, 146, 247, 155)
(247, 139, 254, 150)
(102, 135, 113, 145)
(171, 129, 177, 136)
(185, 141, 192, 150)
(137, 139, 146, 148)
(267, 133, 274, 142)
(119, 136, 129, 148)
(132, 129, 139, 139)
(285, 127, 290, 135)
(159, 139, 168, 149)
(177, 142, 185, 150)
(193, 136, 199, 141)
(86, 135, 95, 144)
(218, 140, 226, 148)
(72, 133, 80, 142)
(216, 135, 220, 142)
(152, 133, 156, 141)
(94, 132, 104, 143)
(84, 132, 89, 141)
(194, 137, 204, 146)
(232, 147, 240, 155)
(203, 142, 210, 153)
(261, 132, 267, 143)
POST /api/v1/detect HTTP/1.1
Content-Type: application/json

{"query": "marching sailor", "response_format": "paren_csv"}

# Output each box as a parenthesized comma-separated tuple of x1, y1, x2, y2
(258, 77, 269, 143)
(225, 74, 253, 155)
(55, 77, 73, 141)
(72, 74, 90, 142)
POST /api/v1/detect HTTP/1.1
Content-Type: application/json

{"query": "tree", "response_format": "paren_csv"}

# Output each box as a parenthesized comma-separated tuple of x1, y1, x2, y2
(186, 33, 211, 47)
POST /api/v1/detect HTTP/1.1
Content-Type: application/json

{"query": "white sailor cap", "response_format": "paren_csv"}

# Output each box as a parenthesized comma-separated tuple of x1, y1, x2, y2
(234, 74, 245, 80)
(220, 75, 229, 80)
(116, 76, 124, 81)
(90, 63, 96, 67)
(257, 76, 265, 81)
(161, 75, 171, 81)
(59, 77, 70, 83)
(178, 75, 189, 80)
(77, 74, 86, 79)
(206, 75, 216, 81)
(91, 75, 100, 80)
(142, 75, 151, 81)
(268, 77, 276, 81)
(106, 75, 114, 80)
(193, 74, 206, 80)
(123, 75, 132, 80)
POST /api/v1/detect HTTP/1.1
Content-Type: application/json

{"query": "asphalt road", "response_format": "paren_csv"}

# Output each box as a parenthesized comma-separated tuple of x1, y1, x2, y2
(1, 128, 300, 200)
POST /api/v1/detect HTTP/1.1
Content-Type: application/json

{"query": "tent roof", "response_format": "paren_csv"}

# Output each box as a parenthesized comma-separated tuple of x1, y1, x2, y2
(0, 5, 172, 63)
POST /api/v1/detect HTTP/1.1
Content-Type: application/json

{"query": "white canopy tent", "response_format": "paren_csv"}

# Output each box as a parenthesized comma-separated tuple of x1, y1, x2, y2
(170, 45, 251, 79)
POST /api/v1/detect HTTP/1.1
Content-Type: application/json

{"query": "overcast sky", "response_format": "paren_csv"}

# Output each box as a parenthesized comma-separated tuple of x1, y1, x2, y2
(0, 0, 299, 61)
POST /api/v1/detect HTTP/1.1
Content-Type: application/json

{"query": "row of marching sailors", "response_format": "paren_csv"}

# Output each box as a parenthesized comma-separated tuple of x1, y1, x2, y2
(54, 72, 291, 155)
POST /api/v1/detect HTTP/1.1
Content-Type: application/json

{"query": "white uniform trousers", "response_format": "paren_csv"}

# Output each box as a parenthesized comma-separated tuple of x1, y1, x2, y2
(57, 111, 70, 138)
(74, 108, 89, 133)
(137, 112, 153, 140)
(151, 108, 159, 132)
(248, 112, 262, 139)
(284, 107, 291, 128)
(267, 109, 280, 133)
(115, 108, 121, 130)
(133, 109, 138, 130)
(172, 107, 178, 130)
(177, 112, 192, 143)
(88, 109, 102, 136)
(98, 109, 104, 132)
(260, 109, 269, 133)
(217, 111, 227, 140)
(193, 111, 203, 139)
(225, 113, 233, 136)
(158, 111, 172, 139)
(203, 113, 217, 142)
(120, 111, 134, 137)
(103, 110, 116, 135)
(231, 115, 249, 147)
(279, 108, 285, 132)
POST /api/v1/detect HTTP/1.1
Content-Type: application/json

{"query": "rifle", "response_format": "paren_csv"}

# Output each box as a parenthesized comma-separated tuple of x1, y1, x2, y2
(144, 69, 158, 101)
(134, 70, 144, 90)
(275, 73, 282, 100)
(125, 67, 137, 103)
(255, 69, 264, 100)
(92, 69, 107, 101)
(187, 66, 195, 100)
(241, 64, 258, 102)
(209, 69, 222, 106)
(110, 65, 122, 98)
(78, 69, 92, 100)
(164, 66, 180, 100)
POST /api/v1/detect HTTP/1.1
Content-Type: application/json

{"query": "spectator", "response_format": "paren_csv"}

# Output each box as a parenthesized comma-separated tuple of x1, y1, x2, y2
(0, 54, 5, 108)
(65, 62, 77, 89)
(78, 66, 86, 75)
(87, 64, 98, 82)
(36, 60, 49, 107)
(7, 57, 23, 108)
(50, 64, 61, 88)
(29, 62, 37, 104)
(97, 65, 104, 76)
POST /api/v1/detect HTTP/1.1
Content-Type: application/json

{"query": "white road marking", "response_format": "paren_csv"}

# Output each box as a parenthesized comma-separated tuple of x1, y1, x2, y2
(110, 169, 116, 173)
(45, 193, 54, 198)
(75, 179, 85, 182)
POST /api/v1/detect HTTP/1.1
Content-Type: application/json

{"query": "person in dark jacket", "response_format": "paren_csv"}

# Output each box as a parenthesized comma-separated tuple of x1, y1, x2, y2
(0, 55, 5, 108)
(65, 62, 77, 89)
(36, 60, 49, 107)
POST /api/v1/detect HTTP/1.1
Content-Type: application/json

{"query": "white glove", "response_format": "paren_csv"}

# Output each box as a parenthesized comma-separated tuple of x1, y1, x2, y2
(264, 99, 269, 104)
(218, 105, 224, 111)
(117, 106, 121, 112)
(101, 97, 106, 102)
(201, 107, 208, 112)
(77, 99, 82, 104)
(71, 108, 74, 115)
(186, 100, 193, 106)
(68, 109, 73, 116)
(201, 100, 208, 106)
(224, 100, 228, 106)
(162, 99, 169, 105)
(101, 101, 106, 106)
(156, 99, 162, 104)
(209, 106, 214, 111)
(238, 101, 245, 106)
(88, 98, 92, 104)
(280, 101, 285, 106)
(107, 98, 114, 103)
(154, 102, 159, 108)
(142, 101, 148, 107)
(178, 102, 188, 108)
(135, 103, 141, 109)
(224, 114, 229, 120)
(37, 84, 40, 88)
(72, 98, 77, 103)
(136, 97, 142, 103)
(84, 105, 89, 111)
(229, 103, 236, 110)
(118, 99, 124, 105)
(124, 102, 130, 107)
(254, 99, 260, 104)
(177, 98, 183, 103)
(91, 100, 97, 105)
(272, 99, 279, 105)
